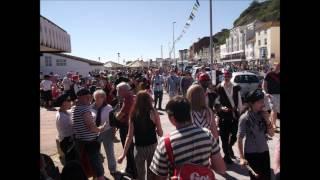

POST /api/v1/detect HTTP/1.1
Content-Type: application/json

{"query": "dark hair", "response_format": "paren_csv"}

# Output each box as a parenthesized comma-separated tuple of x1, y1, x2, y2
(60, 160, 88, 180)
(130, 91, 153, 121)
(165, 96, 191, 123)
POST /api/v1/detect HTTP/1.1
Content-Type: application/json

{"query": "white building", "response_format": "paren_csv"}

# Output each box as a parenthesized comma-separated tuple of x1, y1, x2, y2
(220, 44, 227, 60)
(254, 21, 280, 65)
(245, 38, 255, 61)
(40, 53, 105, 77)
(224, 20, 262, 64)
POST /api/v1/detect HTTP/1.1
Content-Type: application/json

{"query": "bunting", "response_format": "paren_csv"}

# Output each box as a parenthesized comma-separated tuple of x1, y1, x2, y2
(170, 0, 200, 54)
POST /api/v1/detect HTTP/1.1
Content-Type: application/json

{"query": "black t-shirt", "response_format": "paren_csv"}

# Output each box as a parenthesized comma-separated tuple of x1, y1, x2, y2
(265, 72, 280, 94)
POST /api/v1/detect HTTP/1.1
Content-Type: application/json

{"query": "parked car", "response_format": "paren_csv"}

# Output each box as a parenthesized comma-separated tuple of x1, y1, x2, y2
(231, 71, 260, 98)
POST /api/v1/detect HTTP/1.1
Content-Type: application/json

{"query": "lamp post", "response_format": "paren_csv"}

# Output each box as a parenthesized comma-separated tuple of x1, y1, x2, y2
(172, 21, 176, 71)
(117, 52, 120, 64)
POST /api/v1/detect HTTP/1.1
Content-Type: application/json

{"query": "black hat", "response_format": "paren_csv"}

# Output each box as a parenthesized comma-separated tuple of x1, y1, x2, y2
(76, 88, 91, 97)
(245, 89, 264, 103)
(54, 94, 71, 107)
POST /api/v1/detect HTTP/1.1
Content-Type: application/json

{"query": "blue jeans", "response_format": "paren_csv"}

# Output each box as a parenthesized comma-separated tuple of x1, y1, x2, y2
(98, 128, 117, 173)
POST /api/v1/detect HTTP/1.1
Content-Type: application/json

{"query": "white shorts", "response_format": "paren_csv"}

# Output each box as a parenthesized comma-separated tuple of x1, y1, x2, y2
(269, 94, 280, 113)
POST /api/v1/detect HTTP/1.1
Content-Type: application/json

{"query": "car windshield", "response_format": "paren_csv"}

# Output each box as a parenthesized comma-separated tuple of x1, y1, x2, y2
(234, 75, 259, 83)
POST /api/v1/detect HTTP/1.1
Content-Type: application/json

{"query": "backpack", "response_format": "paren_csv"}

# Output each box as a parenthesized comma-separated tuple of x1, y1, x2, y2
(164, 135, 216, 180)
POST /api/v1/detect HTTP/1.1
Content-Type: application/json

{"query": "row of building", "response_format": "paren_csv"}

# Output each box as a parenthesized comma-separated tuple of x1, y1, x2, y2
(178, 20, 280, 67)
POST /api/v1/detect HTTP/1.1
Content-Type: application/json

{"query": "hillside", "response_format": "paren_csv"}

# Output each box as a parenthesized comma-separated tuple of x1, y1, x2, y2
(233, 0, 280, 27)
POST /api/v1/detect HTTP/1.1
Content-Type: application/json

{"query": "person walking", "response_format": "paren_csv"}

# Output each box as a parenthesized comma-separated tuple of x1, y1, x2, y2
(215, 71, 243, 164)
(151, 69, 164, 110)
(167, 70, 180, 99)
(117, 91, 163, 180)
(91, 90, 117, 177)
(237, 89, 274, 180)
(263, 62, 280, 131)
(71, 89, 107, 180)
(40, 75, 53, 109)
(186, 84, 219, 140)
(149, 96, 226, 179)
(55, 94, 77, 163)
(180, 71, 193, 97)
(115, 82, 137, 178)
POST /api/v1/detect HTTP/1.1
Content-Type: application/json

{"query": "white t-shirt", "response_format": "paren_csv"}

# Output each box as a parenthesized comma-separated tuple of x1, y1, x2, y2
(56, 111, 74, 142)
(62, 77, 72, 91)
(90, 104, 113, 131)
(40, 80, 53, 91)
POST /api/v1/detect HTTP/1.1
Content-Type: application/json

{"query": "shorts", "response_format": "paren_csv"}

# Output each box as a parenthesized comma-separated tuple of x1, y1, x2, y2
(43, 90, 52, 102)
(269, 94, 280, 113)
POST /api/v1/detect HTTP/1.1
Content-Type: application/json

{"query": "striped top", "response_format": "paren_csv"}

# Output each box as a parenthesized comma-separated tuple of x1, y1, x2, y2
(71, 104, 99, 141)
(149, 124, 220, 177)
(191, 109, 211, 129)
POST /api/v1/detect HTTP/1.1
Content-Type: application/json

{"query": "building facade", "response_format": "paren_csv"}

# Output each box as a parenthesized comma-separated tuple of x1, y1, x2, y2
(40, 53, 104, 77)
(254, 21, 280, 65)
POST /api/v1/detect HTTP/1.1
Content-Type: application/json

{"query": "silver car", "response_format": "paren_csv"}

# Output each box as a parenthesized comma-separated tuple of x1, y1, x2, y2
(231, 71, 260, 98)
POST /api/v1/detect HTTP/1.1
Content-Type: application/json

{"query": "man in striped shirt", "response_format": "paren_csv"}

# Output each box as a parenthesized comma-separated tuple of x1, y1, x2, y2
(149, 96, 226, 179)
(72, 88, 107, 180)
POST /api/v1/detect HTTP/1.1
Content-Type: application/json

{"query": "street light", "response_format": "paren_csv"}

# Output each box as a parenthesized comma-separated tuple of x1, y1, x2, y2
(172, 21, 176, 71)
(117, 52, 120, 64)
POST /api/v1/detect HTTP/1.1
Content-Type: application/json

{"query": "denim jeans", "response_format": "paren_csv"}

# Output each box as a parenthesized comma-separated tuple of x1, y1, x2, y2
(98, 128, 117, 173)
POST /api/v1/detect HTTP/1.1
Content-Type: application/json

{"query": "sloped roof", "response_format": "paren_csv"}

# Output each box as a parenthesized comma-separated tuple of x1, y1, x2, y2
(127, 60, 147, 68)
(52, 53, 104, 65)
(104, 61, 126, 68)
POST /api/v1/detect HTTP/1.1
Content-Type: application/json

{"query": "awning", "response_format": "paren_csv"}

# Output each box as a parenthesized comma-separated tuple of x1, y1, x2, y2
(222, 59, 245, 63)
(40, 16, 71, 53)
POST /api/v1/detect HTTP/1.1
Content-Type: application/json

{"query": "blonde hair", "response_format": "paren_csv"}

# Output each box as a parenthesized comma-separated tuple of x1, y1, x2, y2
(186, 84, 207, 111)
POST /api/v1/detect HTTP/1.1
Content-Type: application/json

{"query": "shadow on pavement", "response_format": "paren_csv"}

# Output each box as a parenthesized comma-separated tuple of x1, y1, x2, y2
(227, 163, 249, 177)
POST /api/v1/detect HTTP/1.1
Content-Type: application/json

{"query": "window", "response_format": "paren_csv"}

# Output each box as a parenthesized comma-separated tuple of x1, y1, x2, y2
(264, 38, 267, 45)
(45, 56, 52, 66)
(56, 59, 67, 66)
(264, 30, 267, 34)
(258, 40, 261, 46)
(234, 75, 259, 83)
(258, 31, 260, 35)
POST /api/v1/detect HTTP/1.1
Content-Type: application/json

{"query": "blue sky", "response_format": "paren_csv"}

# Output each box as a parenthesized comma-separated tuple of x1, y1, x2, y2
(41, 0, 252, 63)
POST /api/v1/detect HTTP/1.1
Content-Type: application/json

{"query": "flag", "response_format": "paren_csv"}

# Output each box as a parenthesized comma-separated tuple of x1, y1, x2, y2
(196, 0, 200, 6)
(193, 6, 198, 12)
(191, 12, 195, 18)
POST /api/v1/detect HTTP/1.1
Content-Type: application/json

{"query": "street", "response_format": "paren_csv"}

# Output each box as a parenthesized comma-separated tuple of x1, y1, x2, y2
(40, 91, 279, 179)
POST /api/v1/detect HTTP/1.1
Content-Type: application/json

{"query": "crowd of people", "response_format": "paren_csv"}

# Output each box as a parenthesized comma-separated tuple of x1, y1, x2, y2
(40, 62, 280, 180)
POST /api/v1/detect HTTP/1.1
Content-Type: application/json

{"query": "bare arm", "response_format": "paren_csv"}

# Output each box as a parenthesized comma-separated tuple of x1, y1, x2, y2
(83, 112, 104, 133)
(119, 119, 134, 162)
(151, 110, 163, 137)
(237, 136, 245, 159)
(262, 80, 268, 93)
(210, 152, 226, 175)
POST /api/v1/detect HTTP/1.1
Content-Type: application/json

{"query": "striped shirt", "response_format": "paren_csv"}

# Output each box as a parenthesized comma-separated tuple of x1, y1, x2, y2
(191, 109, 211, 129)
(71, 104, 99, 141)
(149, 124, 220, 177)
